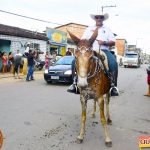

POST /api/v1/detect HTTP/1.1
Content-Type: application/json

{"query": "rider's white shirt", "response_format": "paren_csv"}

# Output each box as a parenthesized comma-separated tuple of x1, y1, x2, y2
(82, 25, 115, 52)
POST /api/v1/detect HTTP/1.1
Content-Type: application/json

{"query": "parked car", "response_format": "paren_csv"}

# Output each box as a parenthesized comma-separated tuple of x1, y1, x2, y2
(44, 56, 75, 84)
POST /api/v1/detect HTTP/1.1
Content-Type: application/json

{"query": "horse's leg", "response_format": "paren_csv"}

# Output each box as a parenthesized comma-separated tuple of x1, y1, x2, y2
(98, 95, 112, 147)
(105, 93, 112, 125)
(77, 94, 87, 143)
(90, 100, 96, 118)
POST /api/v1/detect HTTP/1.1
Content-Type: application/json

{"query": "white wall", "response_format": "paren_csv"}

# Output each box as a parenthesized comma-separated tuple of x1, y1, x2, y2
(0, 34, 47, 55)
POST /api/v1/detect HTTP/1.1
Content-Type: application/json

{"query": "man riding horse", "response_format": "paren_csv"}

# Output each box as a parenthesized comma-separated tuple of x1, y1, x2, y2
(67, 12, 119, 96)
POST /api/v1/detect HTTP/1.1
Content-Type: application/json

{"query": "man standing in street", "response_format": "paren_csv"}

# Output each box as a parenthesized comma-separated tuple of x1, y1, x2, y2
(14, 50, 22, 79)
(26, 50, 35, 81)
(66, 48, 72, 56)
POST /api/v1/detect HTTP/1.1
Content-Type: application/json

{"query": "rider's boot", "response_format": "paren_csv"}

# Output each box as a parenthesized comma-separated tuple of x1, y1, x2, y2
(67, 76, 80, 94)
(109, 71, 119, 96)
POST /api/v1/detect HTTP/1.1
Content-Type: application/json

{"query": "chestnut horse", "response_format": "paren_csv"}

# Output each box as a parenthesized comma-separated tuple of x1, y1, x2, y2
(68, 31, 112, 147)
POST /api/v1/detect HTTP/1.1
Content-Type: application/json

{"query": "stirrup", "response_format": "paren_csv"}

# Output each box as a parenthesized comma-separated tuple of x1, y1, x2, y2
(75, 85, 80, 94)
(109, 86, 119, 96)
(67, 84, 76, 93)
(67, 84, 79, 94)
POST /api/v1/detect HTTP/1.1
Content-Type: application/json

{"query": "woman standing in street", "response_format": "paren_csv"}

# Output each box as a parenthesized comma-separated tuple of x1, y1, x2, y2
(8, 52, 14, 73)
(2, 51, 8, 74)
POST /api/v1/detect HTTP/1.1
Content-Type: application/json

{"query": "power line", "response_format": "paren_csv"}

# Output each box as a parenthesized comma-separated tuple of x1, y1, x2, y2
(0, 9, 62, 26)
(0, 9, 86, 29)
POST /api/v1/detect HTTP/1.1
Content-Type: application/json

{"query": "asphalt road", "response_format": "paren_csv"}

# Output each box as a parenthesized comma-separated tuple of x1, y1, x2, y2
(0, 65, 150, 150)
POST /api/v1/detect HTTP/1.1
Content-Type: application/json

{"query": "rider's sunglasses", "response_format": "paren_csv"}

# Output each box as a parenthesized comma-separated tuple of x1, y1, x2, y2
(95, 16, 104, 20)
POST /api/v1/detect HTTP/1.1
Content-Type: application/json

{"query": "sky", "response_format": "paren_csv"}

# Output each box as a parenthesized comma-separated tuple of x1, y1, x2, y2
(0, 0, 150, 54)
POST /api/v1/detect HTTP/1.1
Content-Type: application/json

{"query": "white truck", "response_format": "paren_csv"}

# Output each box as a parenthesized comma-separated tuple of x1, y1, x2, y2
(123, 51, 140, 68)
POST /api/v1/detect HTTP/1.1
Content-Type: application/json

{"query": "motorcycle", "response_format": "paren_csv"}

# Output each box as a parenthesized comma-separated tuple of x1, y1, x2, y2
(34, 59, 45, 70)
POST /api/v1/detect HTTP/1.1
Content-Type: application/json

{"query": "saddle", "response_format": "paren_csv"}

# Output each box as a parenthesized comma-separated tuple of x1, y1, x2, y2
(93, 51, 119, 96)
(93, 51, 110, 79)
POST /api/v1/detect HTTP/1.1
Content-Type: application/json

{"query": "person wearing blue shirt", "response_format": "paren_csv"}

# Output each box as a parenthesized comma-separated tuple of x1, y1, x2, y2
(26, 50, 35, 81)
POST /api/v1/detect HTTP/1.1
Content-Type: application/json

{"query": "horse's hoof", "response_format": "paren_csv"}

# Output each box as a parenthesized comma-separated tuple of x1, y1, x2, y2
(90, 113, 95, 118)
(105, 141, 112, 147)
(76, 137, 83, 144)
(107, 118, 112, 125)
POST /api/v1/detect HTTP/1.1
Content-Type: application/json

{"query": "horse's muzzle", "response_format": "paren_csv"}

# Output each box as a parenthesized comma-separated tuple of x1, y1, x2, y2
(77, 76, 88, 88)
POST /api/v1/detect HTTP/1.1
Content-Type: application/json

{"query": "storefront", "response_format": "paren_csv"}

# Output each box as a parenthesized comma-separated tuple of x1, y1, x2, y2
(46, 28, 67, 56)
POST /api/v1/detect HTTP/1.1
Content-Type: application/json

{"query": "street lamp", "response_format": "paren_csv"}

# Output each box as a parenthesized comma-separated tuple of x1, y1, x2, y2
(101, 5, 116, 13)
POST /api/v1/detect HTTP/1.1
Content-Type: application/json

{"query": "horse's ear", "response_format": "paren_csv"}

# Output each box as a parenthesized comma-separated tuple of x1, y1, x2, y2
(89, 27, 98, 45)
(66, 29, 80, 45)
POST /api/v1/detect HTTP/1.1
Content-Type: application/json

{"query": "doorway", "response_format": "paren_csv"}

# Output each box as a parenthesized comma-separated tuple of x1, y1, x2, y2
(0, 39, 11, 71)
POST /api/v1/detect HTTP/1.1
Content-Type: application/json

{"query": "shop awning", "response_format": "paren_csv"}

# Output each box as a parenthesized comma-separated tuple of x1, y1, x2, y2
(50, 42, 67, 47)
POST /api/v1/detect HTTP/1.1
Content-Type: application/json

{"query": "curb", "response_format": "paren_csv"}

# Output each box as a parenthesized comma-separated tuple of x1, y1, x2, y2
(0, 71, 43, 79)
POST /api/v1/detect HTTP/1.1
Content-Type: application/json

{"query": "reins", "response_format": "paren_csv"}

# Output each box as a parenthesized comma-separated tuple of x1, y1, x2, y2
(75, 43, 111, 82)
(87, 56, 101, 79)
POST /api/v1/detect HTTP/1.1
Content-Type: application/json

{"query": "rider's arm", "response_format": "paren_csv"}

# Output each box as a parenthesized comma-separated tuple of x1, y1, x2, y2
(96, 26, 116, 48)
(98, 40, 115, 47)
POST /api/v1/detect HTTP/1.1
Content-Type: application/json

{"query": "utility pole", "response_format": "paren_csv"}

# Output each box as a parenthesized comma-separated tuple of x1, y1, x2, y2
(101, 5, 116, 13)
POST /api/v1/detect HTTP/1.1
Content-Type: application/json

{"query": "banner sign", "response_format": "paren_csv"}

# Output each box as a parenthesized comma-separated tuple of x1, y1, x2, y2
(46, 28, 67, 44)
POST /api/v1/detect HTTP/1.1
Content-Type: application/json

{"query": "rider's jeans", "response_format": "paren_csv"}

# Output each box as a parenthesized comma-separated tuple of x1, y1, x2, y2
(101, 49, 118, 72)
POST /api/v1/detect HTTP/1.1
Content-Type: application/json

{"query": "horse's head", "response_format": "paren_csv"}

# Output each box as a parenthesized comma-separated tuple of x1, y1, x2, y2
(75, 41, 94, 87)
(67, 30, 97, 88)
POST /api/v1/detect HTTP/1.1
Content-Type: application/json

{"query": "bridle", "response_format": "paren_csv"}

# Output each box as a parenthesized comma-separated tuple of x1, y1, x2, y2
(75, 46, 101, 80)
(77, 46, 93, 54)
(87, 56, 101, 79)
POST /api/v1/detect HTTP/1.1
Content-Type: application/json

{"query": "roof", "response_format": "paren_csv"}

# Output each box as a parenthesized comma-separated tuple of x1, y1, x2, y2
(116, 39, 127, 43)
(55, 22, 88, 29)
(0, 24, 48, 41)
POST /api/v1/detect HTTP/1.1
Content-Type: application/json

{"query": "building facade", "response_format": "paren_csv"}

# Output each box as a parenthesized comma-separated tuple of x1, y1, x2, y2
(0, 24, 48, 70)
(46, 27, 67, 56)
(55, 23, 87, 54)
(116, 39, 127, 56)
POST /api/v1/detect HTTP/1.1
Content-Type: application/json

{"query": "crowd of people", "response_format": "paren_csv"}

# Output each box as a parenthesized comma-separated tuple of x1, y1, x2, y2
(0, 48, 67, 81)
(0, 48, 72, 71)
(0, 48, 44, 81)
(0, 50, 23, 78)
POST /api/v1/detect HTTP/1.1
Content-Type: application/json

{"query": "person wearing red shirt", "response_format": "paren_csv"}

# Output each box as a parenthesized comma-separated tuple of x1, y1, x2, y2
(2, 51, 8, 73)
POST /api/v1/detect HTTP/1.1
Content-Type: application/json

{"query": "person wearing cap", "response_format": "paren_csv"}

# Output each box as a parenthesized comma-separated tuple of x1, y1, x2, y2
(67, 13, 119, 96)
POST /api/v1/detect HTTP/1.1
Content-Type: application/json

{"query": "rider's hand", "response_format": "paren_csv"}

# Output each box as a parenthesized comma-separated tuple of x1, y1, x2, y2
(98, 40, 107, 46)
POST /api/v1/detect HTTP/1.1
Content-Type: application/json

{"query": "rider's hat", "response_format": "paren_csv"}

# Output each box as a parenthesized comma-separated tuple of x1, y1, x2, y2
(90, 13, 109, 21)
